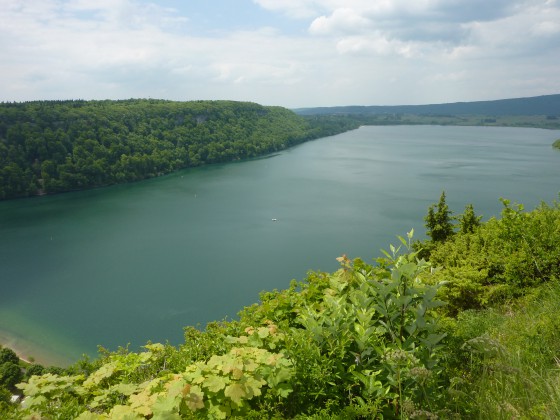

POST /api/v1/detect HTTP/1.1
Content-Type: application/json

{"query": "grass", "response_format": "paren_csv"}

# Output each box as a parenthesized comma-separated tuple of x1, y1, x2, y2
(452, 281, 560, 419)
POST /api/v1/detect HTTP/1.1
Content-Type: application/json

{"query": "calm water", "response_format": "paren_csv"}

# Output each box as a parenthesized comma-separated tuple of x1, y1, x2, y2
(1, 125, 559, 365)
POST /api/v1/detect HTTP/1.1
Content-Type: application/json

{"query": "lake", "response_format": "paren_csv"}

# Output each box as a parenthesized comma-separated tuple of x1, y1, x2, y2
(1, 125, 559, 366)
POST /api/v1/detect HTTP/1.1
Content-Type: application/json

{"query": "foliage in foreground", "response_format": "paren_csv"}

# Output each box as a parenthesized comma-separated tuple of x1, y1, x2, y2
(3, 198, 560, 418)
(4, 232, 453, 419)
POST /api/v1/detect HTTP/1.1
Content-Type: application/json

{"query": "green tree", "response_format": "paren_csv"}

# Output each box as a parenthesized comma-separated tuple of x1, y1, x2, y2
(0, 348, 19, 366)
(0, 363, 23, 391)
(425, 191, 454, 242)
(458, 203, 482, 234)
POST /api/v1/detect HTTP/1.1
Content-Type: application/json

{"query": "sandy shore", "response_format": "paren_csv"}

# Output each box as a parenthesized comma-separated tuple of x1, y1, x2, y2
(0, 328, 75, 367)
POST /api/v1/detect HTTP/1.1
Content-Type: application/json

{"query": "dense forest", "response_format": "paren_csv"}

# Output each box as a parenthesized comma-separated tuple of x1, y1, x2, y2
(0, 100, 360, 200)
(2, 195, 560, 419)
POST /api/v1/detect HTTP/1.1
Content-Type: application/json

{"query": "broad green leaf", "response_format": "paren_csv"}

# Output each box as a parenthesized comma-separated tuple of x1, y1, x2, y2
(231, 368, 244, 380)
(247, 334, 263, 347)
(244, 376, 265, 398)
(222, 360, 243, 375)
(22, 394, 47, 409)
(354, 323, 366, 337)
(75, 411, 107, 420)
(224, 383, 248, 404)
(165, 375, 188, 399)
(111, 383, 139, 396)
(257, 327, 270, 339)
(224, 335, 240, 344)
(129, 392, 156, 417)
(208, 404, 231, 419)
(139, 351, 152, 363)
(421, 333, 447, 349)
(243, 358, 259, 373)
(415, 314, 427, 329)
(404, 323, 418, 336)
(275, 382, 293, 398)
(152, 394, 181, 415)
(151, 412, 182, 420)
(143, 343, 165, 352)
(84, 362, 118, 387)
(207, 355, 224, 370)
(273, 365, 293, 384)
(107, 405, 143, 420)
(184, 386, 205, 412)
(203, 374, 228, 393)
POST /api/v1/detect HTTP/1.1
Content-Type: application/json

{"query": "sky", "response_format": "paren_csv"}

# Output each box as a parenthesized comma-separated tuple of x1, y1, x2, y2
(1, 0, 559, 108)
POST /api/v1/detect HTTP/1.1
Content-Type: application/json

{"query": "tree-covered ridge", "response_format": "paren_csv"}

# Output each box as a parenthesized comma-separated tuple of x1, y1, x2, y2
(295, 93, 560, 116)
(2, 198, 560, 418)
(0, 99, 360, 200)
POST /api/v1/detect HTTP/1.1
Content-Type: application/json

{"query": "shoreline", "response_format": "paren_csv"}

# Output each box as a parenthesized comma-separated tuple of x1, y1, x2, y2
(0, 328, 75, 368)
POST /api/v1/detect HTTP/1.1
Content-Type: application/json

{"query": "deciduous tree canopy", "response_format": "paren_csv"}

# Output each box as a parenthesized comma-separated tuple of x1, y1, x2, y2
(0, 99, 360, 200)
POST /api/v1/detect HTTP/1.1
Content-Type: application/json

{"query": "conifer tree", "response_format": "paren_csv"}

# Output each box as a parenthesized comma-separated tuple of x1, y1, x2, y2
(425, 191, 454, 242)
(458, 203, 482, 234)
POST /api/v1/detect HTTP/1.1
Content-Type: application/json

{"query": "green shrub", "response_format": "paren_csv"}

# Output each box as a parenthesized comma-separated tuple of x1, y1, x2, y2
(426, 199, 560, 314)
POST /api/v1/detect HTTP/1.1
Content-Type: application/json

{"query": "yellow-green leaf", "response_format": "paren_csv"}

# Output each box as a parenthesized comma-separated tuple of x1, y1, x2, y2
(224, 383, 247, 404)
(75, 411, 107, 420)
(108, 405, 143, 420)
(257, 327, 270, 339)
(185, 387, 205, 412)
(129, 390, 157, 417)
(203, 374, 228, 393)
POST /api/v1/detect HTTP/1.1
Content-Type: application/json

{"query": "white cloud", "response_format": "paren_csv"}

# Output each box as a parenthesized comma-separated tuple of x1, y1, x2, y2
(0, 0, 558, 106)
(309, 8, 372, 35)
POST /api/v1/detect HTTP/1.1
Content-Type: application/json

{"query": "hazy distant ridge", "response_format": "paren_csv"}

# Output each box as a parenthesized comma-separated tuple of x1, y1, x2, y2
(295, 94, 560, 116)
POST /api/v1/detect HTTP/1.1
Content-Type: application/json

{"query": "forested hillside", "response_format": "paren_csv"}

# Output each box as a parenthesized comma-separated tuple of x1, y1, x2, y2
(0, 100, 359, 200)
(295, 93, 560, 116)
(2, 197, 560, 418)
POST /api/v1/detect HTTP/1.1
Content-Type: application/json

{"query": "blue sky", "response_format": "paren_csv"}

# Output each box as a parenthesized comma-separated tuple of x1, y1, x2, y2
(166, 0, 307, 35)
(1, 0, 559, 107)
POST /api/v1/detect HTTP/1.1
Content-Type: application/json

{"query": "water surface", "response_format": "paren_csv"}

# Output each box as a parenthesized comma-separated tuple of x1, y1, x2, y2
(1, 125, 559, 365)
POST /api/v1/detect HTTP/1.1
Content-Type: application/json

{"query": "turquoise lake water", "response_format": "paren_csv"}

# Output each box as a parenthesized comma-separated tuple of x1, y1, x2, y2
(1, 125, 559, 365)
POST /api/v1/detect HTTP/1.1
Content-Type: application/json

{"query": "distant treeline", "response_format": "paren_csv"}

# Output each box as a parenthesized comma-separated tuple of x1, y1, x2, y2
(0, 100, 360, 200)
(294, 93, 560, 116)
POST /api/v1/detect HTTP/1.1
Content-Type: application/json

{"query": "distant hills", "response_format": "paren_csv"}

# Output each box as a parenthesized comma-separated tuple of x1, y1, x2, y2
(294, 94, 560, 116)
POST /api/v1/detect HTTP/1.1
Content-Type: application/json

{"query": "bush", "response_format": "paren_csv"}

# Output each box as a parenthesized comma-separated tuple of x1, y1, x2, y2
(0, 362, 23, 392)
(426, 199, 560, 314)
(0, 348, 19, 366)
